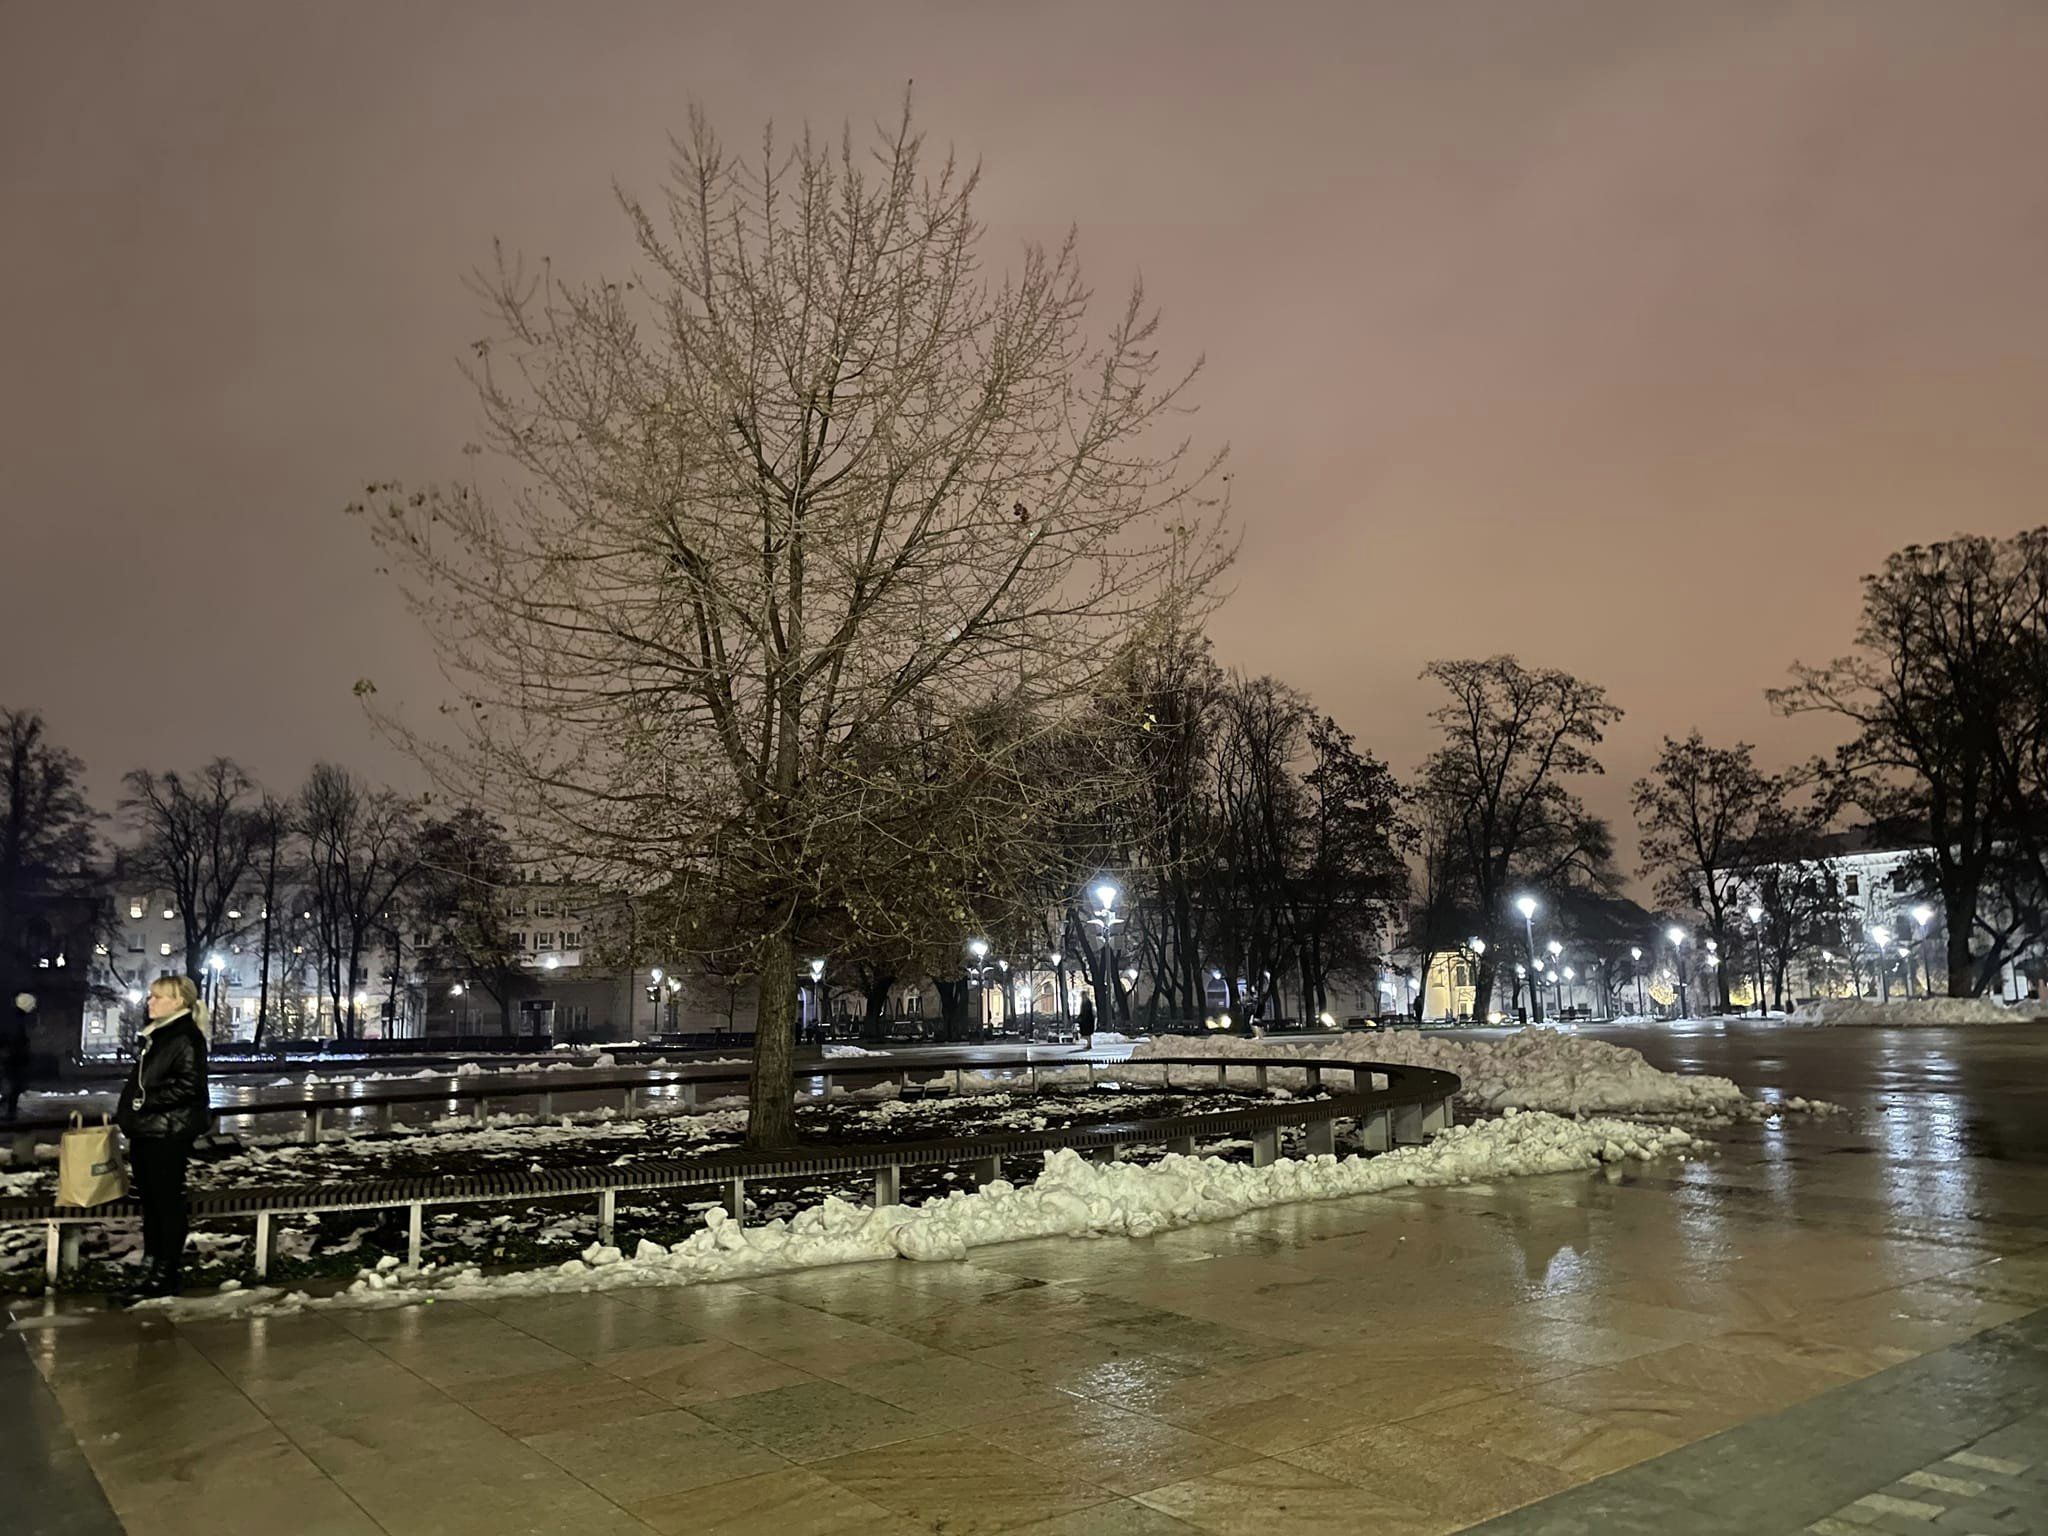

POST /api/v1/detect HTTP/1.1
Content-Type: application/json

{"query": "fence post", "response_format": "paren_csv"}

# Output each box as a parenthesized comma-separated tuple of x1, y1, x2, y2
(1304, 1065, 1323, 1091)
(974, 1155, 1001, 1184)
(679, 1081, 698, 1112)
(725, 1177, 746, 1227)
(1165, 1135, 1196, 1157)
(1360, 1110, 1392, 1152)
(1423, 1097, 1453, 1134)
(1305, 1120, 1336, 1158)
(254, 1212, 273, 1280)
(873, 1165, 900, 1208)
(539, 1092, 554, 1121)
(407, 1202, 423, 1268)
(597, 1189, 616, 1247)
(44, 1222, 59, 1286)
(1250, 1128, 1279, 1167)
(620, 1087, 636, 1117)
(1392, 1103, 1425, 1145)
(375, 1101, 394, 1133)
(302, 1109, 320, 1146)
(474, 1097, 491, 1125)
(1254, 1065, 1269, 1092)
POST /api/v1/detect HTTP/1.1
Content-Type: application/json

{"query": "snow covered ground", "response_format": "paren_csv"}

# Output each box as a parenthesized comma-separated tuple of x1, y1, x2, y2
(136, 1109, 1699, 1320)
(1786, 998, 2048, 1027)
(1125, 1027, 1829, 1120)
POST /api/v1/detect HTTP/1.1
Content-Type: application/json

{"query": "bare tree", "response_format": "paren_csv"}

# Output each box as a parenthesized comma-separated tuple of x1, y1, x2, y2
(1419, 656, 1623, 1022)
(1, 709, 99, 1004)
(415, 808, 529, 1033)
(353, 101, 1229, 1144)
(248, 795, 297, 1050)
(120, 760, 264, 1006)
(1632, 734, 1782, 1012)
(295, 764, 422, 1039)
(1772, 536, 2017, 994)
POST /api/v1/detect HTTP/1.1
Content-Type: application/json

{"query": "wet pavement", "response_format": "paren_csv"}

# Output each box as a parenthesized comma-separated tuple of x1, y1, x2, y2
(8, 1023, 2048, 1535)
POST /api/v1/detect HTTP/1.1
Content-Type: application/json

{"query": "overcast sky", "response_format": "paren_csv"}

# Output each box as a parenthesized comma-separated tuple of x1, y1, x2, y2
(4, 0, 2046, 877)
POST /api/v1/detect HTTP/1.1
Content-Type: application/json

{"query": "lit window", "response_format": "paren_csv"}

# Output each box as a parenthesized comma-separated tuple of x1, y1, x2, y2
(563, 931, 582, 950)
(1846, 875, 1860, 897)
(163, 907, 175, 920)
(159, 942, 172, 957)
(535, 933, 555, 951)
(94, 942, 109, 956)
(128, 899, 144, 920)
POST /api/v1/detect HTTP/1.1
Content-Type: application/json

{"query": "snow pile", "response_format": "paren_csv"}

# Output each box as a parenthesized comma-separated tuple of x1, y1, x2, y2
(822, 1044, 885, 1058)
(134, 1109, 1697, 1319)
(1085, 1031, 1146, 1045)
(1128, 1028, 1759, 1118)
(1786, 998, 2048, 1028)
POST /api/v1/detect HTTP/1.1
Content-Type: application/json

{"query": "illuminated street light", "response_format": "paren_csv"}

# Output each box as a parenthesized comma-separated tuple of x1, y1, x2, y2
(1513, 896, 1542, 1023)
(1745, 903, 1766, 1017)
(1468, 936, 1486, 955)
(449, 983, 464, 996)
(1911, 904, 1936, 998)
(1630, 945, 1646, 1015)
(1666, 927, 1691, 1018)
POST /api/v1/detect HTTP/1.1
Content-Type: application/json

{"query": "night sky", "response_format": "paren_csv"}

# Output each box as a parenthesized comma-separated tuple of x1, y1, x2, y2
(5, 1, 2047, 875)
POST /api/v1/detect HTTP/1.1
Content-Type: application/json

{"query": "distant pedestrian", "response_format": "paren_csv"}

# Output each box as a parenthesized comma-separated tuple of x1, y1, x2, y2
(114, 976, 211, 1301)
(2, 992, 33, 1120)
(1077, 995, 1096, 1049)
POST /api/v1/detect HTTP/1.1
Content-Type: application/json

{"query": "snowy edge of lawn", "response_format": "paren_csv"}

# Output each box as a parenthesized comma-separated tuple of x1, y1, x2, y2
(135, 1109, 1699, 1321)
(1125, 1027, 1835, 1119)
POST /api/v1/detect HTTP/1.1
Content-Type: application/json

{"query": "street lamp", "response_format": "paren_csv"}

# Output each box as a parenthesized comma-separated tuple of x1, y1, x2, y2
(808, 957, 826, 1039)
(1911, 904, 1935, 997)
(1562, 965, 1577, 1017)
(1515, 896, 1542, 1023)
(1630, 946, 1645, 1016)
(1745, 902, 1766, 1017)
(967, 940, 992, 1035)
(1085, 881, 1125, 1027)
(1868, 925, 1893, 1002)
(1667, 926, 1690, 1019)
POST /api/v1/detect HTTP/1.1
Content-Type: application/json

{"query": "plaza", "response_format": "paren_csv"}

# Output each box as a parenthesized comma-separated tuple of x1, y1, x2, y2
(10, 1022, 2048, 1535)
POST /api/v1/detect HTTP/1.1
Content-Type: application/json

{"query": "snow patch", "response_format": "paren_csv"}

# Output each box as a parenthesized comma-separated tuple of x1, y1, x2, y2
(1786, 998, 2048, 1027)
(1129, 1028, 1762, 1118)
(133, 1110, 1697, 1320)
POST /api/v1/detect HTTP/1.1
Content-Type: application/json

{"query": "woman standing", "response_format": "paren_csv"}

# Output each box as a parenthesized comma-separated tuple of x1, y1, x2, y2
(115, 975, 210, 1300)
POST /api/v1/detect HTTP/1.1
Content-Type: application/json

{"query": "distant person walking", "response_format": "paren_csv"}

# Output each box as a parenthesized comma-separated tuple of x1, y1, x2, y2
(115, 976, 210, 1300)
(1076, 994, 1096, 1050)
(2, 992, 33, 1120)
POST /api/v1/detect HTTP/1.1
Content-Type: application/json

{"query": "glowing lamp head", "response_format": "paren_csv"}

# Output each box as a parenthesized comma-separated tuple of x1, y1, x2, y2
(1093, 882, 1119, 911)
(1667, 926, 1686, 945)
(1630, 946, 1642, 960)
(1515, 895, 1538, 919)
(968, 938, 989, 960)
(1468, 937, 1486, 955)
(1912, 904, 1934, 928)
(1746, 903, 1763, 924)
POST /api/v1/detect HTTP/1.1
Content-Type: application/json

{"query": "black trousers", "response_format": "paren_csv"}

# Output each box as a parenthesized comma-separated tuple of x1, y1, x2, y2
(129, 1135, 192, 1273)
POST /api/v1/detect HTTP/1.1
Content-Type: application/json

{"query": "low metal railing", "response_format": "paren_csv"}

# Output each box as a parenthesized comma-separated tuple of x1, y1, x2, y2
(1, 1053, 1458, 1288)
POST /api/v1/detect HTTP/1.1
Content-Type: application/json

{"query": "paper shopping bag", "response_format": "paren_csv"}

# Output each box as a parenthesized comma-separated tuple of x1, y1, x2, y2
(58, 1113, 128, 1207)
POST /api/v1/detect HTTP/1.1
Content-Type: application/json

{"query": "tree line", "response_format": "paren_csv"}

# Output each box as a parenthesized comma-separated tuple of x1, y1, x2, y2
(0, 724, 535, 1044)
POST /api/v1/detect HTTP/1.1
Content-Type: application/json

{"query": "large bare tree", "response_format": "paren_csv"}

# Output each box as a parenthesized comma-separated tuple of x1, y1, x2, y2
(120, 759, 264, 997)
(1, 709, 99, 1004)
(354, 103, 1229, 1144)
(1419, 656, 1622, 1022)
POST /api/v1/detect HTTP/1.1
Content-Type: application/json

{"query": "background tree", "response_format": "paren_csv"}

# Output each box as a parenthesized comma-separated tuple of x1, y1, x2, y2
(1772, 535, 2017, 995)
(247, 795, 297, 1049)
(296, 764, 422, 1038)
(120, 760, 264, 1006)
(355, 103, 1229, 1144)
(415, 808, 528, 1033)
(0, 709, 99, 1005)
(1632, 734, 1782, 1012)
(1419, 656, 1623, 1022)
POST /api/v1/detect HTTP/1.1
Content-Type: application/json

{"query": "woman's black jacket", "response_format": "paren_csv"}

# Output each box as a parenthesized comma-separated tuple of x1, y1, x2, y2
(115, 1013, 210, 1142)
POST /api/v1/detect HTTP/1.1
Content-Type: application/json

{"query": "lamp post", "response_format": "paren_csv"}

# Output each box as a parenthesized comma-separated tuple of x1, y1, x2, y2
(967, 939, 991, 1036)
(1746, 902, 1766, 1017)
(1562, 966, 1577, 1017)
(1514, 962, 1529, 1023)
(1630, 946, 1645, 1016)
(1468, 937, 1486, 1024)
(1085, 882, 1124, 1027)
(1667, 926, 1690, 1019)
(1911, 904, 1935, 997)
(809, 957, 826, 1040)
(1516, 896, 1542, 1023)
(1868, 925, 1892, 1002)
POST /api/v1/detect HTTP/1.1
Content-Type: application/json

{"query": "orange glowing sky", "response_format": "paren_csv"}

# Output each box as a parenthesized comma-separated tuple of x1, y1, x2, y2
(5, 1, 2047, 876)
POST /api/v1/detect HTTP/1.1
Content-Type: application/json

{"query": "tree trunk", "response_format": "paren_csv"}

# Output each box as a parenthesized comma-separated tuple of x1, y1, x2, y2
(933, 978, 971, 1041)
(1947, 921, 1977, 998)
(1472, 956, 1496, 1024)
(746, 929, 798, 1148)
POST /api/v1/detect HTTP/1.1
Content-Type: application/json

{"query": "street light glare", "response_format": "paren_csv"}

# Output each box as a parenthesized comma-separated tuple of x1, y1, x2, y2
(1469, 936, 1486, 954)
(1666, 925, 1686, 945)
(1093, 882, 1119, 910)
(1630, 946, 1642, 960)
(968, 938, 989, 959)
(1746, 904, 1763, 924)
(1515, 895, 1538, 919)
(1912, 904, 1934, 927)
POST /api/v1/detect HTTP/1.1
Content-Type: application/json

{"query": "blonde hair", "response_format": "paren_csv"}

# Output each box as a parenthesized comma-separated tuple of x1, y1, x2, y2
(148, 975, 208, 1028)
